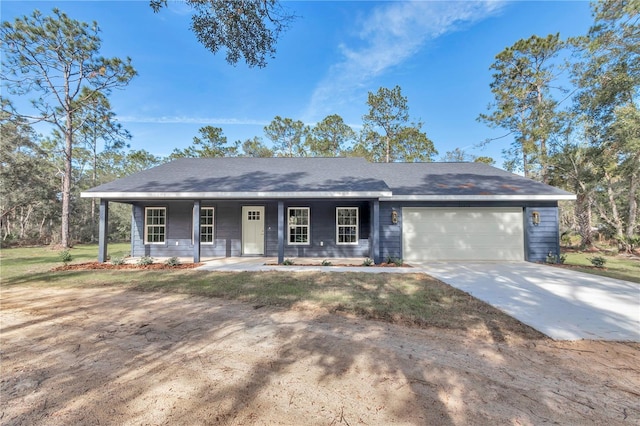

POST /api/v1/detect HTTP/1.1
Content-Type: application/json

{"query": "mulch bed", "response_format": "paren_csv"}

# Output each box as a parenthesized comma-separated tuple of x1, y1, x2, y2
(52, 262, 203, 271)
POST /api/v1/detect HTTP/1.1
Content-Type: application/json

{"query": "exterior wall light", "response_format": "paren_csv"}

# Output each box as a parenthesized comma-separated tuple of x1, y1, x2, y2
(532, 211, 540, 226)
(391, 210, 399, 224)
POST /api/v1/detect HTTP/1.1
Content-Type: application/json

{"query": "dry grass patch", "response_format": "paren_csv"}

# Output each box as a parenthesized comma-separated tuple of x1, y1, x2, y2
(2, 245, 544, 341)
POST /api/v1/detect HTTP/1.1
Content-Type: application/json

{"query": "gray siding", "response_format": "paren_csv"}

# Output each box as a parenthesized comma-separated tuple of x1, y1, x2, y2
(379, 202, 403, 260)
(268, 200, 371, 258)
(131, 199, 372, 259)
(132, 201, 244, 258)
(131, 202, 199, 258)
(129, 199, 560, 263)
(524, 206, 560, 262)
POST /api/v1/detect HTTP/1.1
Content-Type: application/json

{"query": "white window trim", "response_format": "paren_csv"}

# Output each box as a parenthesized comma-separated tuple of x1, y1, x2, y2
(336, 207, 359, 245)
(199, 207, 215, 245)
(144, 207, 166, 245)
(287, 207, 310, 245)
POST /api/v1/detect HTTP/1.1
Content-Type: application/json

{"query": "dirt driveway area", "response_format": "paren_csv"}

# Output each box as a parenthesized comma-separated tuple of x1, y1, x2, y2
(1, 286, 639, 425)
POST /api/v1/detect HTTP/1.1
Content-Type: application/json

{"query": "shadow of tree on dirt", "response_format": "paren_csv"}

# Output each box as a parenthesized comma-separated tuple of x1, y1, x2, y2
(1, 287, 455, 424)
(2, 285, 638, 425)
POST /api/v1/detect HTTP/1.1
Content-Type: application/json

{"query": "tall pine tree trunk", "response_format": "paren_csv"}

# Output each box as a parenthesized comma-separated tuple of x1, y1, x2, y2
(627, 172, 638, 239)
(576, 192, 593, 248)
(601, 170, 628, 251)
(61, 110, 73, 248)
(91, 128, 98, 242)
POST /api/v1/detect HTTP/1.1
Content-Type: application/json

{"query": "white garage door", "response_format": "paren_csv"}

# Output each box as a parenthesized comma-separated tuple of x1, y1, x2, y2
(402, 207, 524, 261)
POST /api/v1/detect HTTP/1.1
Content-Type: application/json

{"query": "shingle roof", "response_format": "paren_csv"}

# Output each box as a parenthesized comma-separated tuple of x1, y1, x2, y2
(83, 157, 392, 198)
(370, 162, 573, 199)
(82, 157, 574, 200)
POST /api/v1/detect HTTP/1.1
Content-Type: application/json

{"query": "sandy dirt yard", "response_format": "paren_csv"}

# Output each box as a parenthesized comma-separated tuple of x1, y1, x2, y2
(1, 285, 639, 425)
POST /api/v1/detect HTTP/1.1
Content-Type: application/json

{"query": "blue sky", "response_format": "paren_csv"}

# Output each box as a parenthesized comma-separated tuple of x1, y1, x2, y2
(3, 1, 594, 167)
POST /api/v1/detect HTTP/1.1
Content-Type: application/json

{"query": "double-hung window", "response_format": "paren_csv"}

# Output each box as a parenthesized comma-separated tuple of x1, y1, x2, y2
(336, 207, 358, 244)
(145, 207, 166, 244)
(288, 207, 310, 244)
(200, 207, 214, 244)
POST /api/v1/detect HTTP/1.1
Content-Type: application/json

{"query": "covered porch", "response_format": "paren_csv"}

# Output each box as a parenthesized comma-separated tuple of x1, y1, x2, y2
(95, 198, 382, 265)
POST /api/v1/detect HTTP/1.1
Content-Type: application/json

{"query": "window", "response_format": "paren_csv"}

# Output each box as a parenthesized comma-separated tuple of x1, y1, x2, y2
(200, 207, 214, 244)
(145, 207, 166, 244)
(247, 210, 261, 221)
(337, 207, 358, 244)
(288, 207, 310, 244)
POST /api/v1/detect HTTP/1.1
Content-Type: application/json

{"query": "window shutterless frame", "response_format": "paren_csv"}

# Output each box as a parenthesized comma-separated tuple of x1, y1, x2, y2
(336, 207, 358, 245)
(199, 207, 215, 244)
(287, 207, 310, 245)
(144, 207, 166, 244)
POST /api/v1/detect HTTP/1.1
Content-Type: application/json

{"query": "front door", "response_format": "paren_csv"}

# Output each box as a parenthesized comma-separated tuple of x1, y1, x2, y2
(242, 206, 265, 255)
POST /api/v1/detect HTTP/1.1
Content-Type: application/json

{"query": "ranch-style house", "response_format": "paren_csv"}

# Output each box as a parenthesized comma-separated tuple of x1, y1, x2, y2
(81, 157, 575, 264)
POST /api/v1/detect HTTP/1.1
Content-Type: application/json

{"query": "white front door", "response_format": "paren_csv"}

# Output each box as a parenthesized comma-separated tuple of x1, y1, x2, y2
(242, 206, 265, 255)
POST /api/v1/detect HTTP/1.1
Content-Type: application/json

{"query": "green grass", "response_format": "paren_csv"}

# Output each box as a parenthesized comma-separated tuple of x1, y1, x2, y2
(0, 244, 543, 341)
(0, 243, 131, 280)
(560, 251, 640, 283)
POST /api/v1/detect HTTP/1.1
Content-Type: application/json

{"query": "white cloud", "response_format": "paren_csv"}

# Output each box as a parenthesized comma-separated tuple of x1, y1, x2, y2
(305, 1, 505, 121)
(118, 115, 270, 126)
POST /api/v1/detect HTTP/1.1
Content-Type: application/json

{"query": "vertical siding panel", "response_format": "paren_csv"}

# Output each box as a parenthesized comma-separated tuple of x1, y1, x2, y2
(379, 202, 402, 260)
(265, 202, 279, 256)
(525, 206, 560, 262)
(210, 202, 241, 257)
(370, 200, 380, 263)
(131, 204, 145, 257)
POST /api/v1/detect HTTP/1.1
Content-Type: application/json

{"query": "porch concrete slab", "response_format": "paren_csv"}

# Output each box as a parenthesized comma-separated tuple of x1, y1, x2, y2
(416, 262, 640, 342)
(196, 257, 276, 271)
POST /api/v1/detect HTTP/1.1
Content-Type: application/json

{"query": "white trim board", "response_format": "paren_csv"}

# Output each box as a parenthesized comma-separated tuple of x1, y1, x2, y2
(81, 190, 393, 199)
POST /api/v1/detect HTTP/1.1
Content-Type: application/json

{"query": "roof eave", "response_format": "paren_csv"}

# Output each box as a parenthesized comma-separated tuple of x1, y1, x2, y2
(380, 194, 577, 201)
(80, 190, 393, 199)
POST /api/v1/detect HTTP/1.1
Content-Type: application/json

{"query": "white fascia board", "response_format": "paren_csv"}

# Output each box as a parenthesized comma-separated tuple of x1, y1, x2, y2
(380, 194, 577, 201)
(80, 190, 393, 199)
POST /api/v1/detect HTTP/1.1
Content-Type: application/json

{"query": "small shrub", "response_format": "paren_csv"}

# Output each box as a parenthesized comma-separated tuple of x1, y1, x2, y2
(137, 256, 154, 266)
(545, 252, 557, 264)
(362, 258, 374, 266)
(588, 256, 607, 268)
(59, 250, 72, 264)
(386, 256, 403, 266)
(165, 257, 181, 267)
(321, 259, 332, 266)
(111, 257, 125, 266)
(558, 254, 567, 265)
(282, 259, 294, 265)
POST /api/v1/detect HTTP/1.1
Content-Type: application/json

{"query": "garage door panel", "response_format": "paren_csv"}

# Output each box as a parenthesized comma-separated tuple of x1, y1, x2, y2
(402, 207, 524, 261)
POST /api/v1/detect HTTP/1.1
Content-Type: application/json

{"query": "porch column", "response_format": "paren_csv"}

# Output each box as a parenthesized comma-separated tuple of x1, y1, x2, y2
(192, 200, 201, 263)
(98, 199, 109, 263)
(277, 200, 284, 264)
(370, 199, 380, 264)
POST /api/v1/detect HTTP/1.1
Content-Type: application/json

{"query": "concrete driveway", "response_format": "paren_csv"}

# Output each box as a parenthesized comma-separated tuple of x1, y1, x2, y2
(417, 262, 640, 341)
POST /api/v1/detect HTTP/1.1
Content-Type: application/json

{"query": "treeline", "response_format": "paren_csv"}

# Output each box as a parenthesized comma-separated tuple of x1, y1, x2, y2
(1, 1, 638, 251)
(1, 83, 451, 246)
(478, 0, 639, 251)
